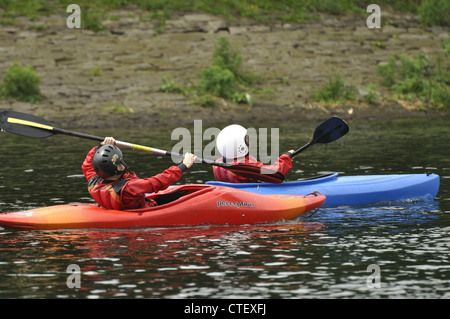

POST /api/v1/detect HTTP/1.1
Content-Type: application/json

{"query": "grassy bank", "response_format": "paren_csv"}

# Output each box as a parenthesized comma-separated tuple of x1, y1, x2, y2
(0, 0, 448, 117)
(0, 0, 448, 28)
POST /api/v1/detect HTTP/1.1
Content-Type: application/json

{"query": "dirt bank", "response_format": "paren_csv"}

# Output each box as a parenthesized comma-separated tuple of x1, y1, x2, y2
(0, 9, 449, 129)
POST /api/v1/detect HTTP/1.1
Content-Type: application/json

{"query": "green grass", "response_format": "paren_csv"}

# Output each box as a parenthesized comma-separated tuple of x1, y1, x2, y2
(444, 39, 450, 58)
(315, 75, 357, 103)
(417, 0, 450, 27)
(377, 51, 449, 109)
(158, 76, 184, 94)
(0, 0, 448, 30)
(363, 84, 381, 105)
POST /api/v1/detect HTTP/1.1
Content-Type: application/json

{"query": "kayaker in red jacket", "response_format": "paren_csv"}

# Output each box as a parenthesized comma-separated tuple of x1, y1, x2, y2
(213, 124, 294, 183)
(82, 137, 196, 210)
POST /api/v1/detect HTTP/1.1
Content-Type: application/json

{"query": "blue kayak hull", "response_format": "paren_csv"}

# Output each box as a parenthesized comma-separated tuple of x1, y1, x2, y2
(206, 173, 440, 207)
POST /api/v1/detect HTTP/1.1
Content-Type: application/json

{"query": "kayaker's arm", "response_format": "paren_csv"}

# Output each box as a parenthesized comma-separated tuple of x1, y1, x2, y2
(121, 166, 184, 201)
(99, 136, 196, 172)
(180, 152, 196, 169)
(255, 152, 294, 176)
(82, 146, 99, 182)
(213, 152, 292, 183)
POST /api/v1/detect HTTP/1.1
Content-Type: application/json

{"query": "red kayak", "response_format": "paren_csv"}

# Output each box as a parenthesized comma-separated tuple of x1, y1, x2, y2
(0, 184, 325, 230)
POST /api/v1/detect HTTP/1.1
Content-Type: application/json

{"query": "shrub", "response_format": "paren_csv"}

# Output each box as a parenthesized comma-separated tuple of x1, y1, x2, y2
(158, 76, 184, 94)
(377, 52, 449, 109)
(315, 75, 357, 103)
(157, 37, 256, 106)
(427, 81, 450, 107)
(83, 9, 105, 31)
(418, 0, 450, 27)
(363, 84, 381, 105)
(212, 37, 242, 76)
(0, 61, 41, 103)
(198, 37, 255, 104)
(444, 39, 450, 58)
(214, 37, 257, 85)
(199, 65, 237, 100)
(377, 56, 397, 87)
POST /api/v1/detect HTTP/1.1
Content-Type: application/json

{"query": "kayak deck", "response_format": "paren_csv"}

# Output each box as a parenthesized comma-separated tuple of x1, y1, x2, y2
(206, 173, 440, 207)
(0, 184, 326, 230)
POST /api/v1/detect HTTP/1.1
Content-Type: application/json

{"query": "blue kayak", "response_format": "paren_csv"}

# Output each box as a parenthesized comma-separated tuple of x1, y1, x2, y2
(206, 173, 440, 207)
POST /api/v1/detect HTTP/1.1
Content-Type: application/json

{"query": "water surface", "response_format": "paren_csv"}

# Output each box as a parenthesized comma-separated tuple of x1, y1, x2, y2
(0, 117, 449, 300)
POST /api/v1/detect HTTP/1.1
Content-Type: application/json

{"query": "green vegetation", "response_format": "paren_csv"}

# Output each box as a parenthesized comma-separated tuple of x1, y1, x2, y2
(0, 0, 448, 31)
(199, 65, 237, 101)
(315, 75, 357, 103)
(199, 37, 256, 103)
(363, 84, 381, 105)
(444, 39, 450, 58)
(417, 0, 449, 27)
(90, 66, 103, 77)
(83, 8, 105, 32)
(316, 46, 449, 109)
(158, 76, 184, 94)
(0, 62, 41, 103)
(158, 37, 256, 107)
(377, 52, 449, 109)
(1, 0, 447, 111)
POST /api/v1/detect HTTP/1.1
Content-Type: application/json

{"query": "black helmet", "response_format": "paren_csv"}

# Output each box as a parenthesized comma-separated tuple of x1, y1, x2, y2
(93, 145, 128, 179)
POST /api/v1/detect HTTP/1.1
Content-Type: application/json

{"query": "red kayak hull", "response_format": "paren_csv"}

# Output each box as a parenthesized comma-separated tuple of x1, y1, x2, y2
(0, 184, 325, 230)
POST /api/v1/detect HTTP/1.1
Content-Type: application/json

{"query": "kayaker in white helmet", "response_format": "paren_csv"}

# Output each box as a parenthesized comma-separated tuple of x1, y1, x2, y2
(82, 137, 196, 210)
(213, 124, 294, 183)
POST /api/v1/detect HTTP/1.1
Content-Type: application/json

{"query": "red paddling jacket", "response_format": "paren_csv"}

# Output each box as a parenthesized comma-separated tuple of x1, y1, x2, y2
(213, 153, 293, 183)
(82, 146, 186, 210)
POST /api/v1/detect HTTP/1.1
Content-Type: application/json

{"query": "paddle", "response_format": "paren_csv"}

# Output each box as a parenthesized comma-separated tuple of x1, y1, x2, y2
(290, 116, 349, 158)
(0, 110, 284, 183)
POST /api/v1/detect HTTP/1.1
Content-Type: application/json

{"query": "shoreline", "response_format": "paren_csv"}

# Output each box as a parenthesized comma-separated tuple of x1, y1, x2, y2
(0, 10, 449, 129)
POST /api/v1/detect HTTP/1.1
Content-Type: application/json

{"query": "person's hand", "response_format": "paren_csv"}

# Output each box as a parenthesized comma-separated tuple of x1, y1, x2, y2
(102, 137, 116, 145)
(182, 153, 196, 169)
(287, 149, 294, 154)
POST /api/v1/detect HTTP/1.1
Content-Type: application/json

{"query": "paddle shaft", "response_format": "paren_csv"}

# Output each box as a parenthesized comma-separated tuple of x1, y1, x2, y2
(5, 112, 346, 163)
(1, 111, 285, 183)
(291, 142, 312, 158)
(290, 116, 349, 158)
(2, 111, 348, 183)
(6, 117, 218, 165)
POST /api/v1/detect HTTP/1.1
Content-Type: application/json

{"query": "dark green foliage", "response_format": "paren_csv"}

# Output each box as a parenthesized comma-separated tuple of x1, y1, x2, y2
(315, 75, 357, 103)
(0, 62, 42, 103)
(418, 0, 450, 27)
(377, 52, 449, 109)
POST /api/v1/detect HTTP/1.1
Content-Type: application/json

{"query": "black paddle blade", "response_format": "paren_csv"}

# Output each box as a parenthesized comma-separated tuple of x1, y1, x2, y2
(291, 116, 349, 158)
(226, 163, 285, 184)
(312, 116, 349, 144)
(0, 110, 54, 138)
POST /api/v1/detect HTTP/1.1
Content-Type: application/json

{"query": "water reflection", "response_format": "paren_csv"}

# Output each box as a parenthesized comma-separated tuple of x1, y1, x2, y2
(0, 221, 327, 298)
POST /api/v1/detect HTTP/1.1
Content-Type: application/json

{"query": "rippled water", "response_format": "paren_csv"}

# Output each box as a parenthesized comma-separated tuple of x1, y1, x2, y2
(0, 117, 449, 300)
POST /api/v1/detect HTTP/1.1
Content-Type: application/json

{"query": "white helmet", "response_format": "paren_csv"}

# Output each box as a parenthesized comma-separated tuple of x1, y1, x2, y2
(216, 124, 249, 160)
